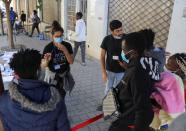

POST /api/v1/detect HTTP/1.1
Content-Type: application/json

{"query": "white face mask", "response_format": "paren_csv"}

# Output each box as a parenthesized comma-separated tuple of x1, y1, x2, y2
(113, 36, 122, 39)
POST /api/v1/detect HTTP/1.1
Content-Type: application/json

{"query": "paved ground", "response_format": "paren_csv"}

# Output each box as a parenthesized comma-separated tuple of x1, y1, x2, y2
(0, 34, 111, 131)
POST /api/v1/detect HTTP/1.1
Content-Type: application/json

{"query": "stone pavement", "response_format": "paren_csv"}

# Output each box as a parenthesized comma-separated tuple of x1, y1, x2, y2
(0, 35, 111, 131)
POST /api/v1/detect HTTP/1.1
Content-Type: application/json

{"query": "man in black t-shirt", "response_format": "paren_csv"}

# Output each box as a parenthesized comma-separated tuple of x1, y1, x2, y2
(100, 20, 125, 95)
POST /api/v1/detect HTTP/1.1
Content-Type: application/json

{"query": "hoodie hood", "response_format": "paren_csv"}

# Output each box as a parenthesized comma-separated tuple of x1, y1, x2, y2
(140, 56, 161, 81)
(8, 80, 61, 113)
(15, 79, 51, 104)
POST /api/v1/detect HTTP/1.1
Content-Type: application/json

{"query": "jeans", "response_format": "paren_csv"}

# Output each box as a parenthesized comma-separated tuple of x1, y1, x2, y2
(105, 71, 124, 95)
(73, 41, 86, 63)
(10, 20, 15, 29)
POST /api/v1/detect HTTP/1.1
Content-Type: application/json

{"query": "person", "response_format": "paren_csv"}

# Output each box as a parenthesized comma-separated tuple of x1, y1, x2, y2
(73, 12, 86, 66)
(166, 53, 186, 100)
(15, 20, 25, 34)
(149, 53, 186, 130)
(20, 11, 26, 27)
(139, 29, 166, 73)
(42, 21, 74, 98)
(100, 20, 125, 96)
(168, 112, 186, 131)
(9, 7, 17, 28)
(0, 49, 71, 131)
(29, 10, 40, 37)
(109, 32, 154, 131)
(150, 71, 185, 130)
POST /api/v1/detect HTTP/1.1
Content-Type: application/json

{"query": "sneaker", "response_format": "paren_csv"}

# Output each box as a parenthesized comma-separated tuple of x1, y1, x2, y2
(82, 62, 86, 66)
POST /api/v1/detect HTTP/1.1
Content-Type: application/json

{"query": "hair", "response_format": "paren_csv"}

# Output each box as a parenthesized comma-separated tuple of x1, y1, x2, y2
(9, 49, 42, 79)
(76, 12, 83, 19)
(10, 7, 13, 10)
(109, 20, 122, 31)
(33, 10, 37, 15)
(51, 20, 64, 35)
(139, 28, 155, 50)
(172, 53, 186, 77)
(124, 32, 146, 56)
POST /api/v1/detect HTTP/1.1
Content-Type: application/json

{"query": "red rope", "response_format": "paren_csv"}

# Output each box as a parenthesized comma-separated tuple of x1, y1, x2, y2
(71, 113, 136, 131)
(71, 114, 104, 131)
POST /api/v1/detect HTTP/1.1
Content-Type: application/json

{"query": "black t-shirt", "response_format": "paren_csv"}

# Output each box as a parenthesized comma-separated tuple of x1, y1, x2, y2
(43, 41, 73, 74)
(20, 14, 26, 21)
(100, 35, 125, 73)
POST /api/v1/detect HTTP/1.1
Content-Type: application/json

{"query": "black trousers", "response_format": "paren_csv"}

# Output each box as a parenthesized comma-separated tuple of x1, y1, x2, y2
(30, 23, 40, 36)
(109, 111, 154, 131)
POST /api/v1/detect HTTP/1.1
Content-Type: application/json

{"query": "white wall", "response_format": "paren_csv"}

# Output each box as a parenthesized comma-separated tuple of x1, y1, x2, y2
(166, 0, 186, 54)
(60, 0, 68, 38)
(86, 0, 108, 59)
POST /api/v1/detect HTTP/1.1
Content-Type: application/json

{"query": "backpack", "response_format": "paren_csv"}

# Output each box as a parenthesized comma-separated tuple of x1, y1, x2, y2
(33, 15, 40, 24)
(102, 76, 129, 120)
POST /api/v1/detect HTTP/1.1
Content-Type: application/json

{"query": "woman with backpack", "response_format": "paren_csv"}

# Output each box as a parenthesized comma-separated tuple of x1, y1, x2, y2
(29, 10, 40, 37)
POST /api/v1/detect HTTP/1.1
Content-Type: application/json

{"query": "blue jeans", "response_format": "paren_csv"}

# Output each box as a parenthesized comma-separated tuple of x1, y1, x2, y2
(105, 71, 124, 95)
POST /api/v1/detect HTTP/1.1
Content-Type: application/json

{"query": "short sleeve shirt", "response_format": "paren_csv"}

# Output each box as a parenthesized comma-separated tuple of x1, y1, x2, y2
(43, 41, 73, 74)
(100, 35, 125, 73)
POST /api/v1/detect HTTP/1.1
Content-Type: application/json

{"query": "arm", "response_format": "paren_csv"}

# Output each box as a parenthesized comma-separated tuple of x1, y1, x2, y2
(75, 21, 81, 36)
(100, 48, 107, 82)
(41, 46, 51, 69)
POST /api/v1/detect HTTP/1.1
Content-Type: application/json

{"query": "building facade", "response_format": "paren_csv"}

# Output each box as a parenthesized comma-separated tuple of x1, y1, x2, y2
(12, 0, 186, 58)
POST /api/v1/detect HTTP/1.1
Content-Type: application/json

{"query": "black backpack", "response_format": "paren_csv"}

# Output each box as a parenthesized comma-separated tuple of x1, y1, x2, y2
(33, 15, 40, 24)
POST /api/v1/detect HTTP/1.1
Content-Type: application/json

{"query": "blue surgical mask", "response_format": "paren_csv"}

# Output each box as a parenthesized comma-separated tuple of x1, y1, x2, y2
(121, 51, 129, 63)
(54, 37, 63, 43)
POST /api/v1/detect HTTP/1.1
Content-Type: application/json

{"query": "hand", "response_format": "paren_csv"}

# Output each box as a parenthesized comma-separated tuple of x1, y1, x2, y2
(44, 53, 52, 62)
(102, 71, 107, 83)
(54, 43, 67, 52)
(118, 61, 128, 69)
(41, 53, 51, 68)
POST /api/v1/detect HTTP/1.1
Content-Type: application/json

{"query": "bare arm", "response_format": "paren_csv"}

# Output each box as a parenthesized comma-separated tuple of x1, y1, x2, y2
(63, 51, 74, 64)
(100, 48, 107, 82)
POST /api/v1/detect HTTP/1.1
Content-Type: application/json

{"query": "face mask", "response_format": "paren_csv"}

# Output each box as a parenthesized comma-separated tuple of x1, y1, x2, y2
(54, 37, 63, 43)
(121, 51, 129, 63)
(113, 36, 122, 39)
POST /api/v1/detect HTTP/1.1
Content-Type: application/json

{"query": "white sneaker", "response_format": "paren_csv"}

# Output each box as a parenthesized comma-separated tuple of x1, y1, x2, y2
(82, 62, 86, 66)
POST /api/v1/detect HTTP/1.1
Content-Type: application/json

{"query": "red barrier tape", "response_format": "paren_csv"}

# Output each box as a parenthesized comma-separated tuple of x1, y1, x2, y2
(71, 113, 136, 131)
(71, 114, 104, 131)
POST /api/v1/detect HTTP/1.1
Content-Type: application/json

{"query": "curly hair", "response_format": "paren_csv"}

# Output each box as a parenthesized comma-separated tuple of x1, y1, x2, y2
(139, 28, 155, 50)
(174, 53, 186, 76)
(9, 49, 42, 79)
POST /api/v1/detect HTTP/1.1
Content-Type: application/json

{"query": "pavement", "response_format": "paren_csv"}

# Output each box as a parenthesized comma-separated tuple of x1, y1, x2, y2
(0, 34, 111, 131)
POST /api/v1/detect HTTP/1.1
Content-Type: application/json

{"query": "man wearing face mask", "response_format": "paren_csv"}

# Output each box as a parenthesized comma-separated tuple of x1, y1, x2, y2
(100, 20, 126, 96)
